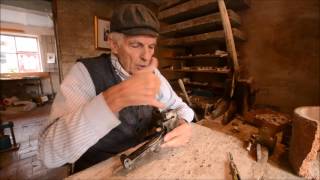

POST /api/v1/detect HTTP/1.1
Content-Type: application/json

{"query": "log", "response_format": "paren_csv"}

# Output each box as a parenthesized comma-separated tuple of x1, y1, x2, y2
(289, 106, 320, 180)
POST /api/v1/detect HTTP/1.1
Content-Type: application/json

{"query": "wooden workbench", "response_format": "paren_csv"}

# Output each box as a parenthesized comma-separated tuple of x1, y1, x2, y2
(66, 118, 302, 180)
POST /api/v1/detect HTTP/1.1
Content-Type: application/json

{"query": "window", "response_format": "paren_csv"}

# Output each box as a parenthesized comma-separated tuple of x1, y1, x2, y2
(0, 34, 42, 73)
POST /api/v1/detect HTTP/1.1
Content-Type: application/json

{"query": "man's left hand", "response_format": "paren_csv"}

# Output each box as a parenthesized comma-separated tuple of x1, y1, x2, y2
(161, 119, 192, 148)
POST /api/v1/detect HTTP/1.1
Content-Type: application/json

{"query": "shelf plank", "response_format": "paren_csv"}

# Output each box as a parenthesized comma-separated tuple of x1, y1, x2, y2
(185, 82, 225, 89)
(159, 0, 189, 11)
(164, 55, 228, 60)
(160, 28, 246, 47)
(158, 0, 250, 23)
(160, 10, 241, 37)
(161, 68, 230, 74)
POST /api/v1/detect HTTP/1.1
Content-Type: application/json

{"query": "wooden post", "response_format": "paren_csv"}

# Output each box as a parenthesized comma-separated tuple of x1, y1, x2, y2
(217, 0, 240, 98)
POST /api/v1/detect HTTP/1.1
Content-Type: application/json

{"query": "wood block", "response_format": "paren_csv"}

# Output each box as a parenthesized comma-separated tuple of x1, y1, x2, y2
(289, 106, 320, 179)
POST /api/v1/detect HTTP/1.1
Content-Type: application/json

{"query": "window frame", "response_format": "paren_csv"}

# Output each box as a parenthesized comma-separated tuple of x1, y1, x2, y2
(0, 33, 43, 73)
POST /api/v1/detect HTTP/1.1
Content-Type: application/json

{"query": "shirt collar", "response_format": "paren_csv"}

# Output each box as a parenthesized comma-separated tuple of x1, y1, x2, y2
(110, 53, 130, 80)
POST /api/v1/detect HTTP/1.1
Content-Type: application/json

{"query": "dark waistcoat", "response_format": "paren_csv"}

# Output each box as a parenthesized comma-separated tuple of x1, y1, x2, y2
(74, 54, 154, 172)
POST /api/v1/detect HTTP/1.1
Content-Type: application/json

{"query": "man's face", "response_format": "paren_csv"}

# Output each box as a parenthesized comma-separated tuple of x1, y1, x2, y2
(115, 35, 157, 74)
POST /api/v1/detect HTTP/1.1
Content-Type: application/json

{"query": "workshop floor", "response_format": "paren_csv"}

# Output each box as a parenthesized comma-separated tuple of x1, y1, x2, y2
(0, 143, 69, 180)
(0, 104, 69, 180)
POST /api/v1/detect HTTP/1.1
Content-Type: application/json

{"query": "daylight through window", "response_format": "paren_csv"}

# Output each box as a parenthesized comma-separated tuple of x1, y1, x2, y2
(0, 34, 42, 73)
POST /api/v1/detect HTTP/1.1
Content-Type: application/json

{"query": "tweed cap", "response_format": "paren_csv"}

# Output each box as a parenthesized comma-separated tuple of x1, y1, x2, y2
(110, 4, 160, 37)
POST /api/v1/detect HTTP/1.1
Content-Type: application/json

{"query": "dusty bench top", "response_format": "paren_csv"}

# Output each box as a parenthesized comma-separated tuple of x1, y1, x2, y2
(66, 121, 301, 180)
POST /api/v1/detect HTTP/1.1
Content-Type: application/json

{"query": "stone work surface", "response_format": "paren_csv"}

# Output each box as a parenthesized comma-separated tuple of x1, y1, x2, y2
(68, 123, 302, 180)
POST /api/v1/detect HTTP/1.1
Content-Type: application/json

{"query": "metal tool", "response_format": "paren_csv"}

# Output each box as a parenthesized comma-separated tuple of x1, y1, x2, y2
(120, 109, 178, 170)
(228, 152, 241, 180)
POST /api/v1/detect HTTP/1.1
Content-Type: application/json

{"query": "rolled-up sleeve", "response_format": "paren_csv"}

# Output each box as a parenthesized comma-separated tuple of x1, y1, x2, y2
(155, 69, 195, 122)
(38, 63, 120, 168)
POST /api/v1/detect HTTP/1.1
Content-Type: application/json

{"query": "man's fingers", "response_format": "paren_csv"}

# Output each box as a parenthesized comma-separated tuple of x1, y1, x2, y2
(136, 57, 158, 74)
(161, 122, 192, 148)
(161, 137, 182, 148)
(149, 99, 165, 109)
(163, 127, 180, 142)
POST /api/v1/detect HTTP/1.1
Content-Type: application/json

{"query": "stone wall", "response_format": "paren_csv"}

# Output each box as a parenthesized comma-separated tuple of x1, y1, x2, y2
(239, 0, 319, 112)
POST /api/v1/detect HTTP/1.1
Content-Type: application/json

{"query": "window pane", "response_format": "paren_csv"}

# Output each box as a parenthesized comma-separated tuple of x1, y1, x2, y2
(15, 36, 38, 52)
(17, 53, 41, 72)
(0, 35, 16, 53)
(0, 53, 19, 73)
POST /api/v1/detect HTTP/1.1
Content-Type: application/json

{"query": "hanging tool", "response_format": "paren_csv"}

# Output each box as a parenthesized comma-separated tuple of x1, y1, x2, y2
(178, 79, 199, 121)
(228, 152, 241, 180)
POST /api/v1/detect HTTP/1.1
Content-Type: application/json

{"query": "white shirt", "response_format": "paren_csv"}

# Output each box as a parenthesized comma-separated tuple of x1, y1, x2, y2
(38, 54, 194, 168)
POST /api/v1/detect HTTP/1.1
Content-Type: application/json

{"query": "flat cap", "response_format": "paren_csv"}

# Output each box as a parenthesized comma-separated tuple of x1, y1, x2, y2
(110, 4, 160, 37)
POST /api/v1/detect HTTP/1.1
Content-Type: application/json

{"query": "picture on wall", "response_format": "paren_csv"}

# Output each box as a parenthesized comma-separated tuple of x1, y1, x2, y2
(94, 16, 110, 50)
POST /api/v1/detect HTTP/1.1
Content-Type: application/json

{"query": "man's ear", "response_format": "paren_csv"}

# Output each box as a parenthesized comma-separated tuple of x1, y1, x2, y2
(109, 38, 119, 54)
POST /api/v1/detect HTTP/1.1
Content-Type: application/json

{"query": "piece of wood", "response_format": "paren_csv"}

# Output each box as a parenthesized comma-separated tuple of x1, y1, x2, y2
(218, 0, 240, 99)
(161, 68, 230, 74)
(159, 0, 219, 23)
(160, 28, 246, 47)
(159, 0, 250, 23)
(253, 144, 269, 179)
(160, 10, 241, 37)
(164, 55, 228, 60)
(159, 0, 188, 11)
(67, 123, 302, 180)
(289, 106, 320, 179)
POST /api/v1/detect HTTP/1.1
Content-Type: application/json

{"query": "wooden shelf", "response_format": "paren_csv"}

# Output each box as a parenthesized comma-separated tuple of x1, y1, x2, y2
(186, 82, 225, 89)
(160, 10, 241, 37)
(164, 54, 228, 60)
(158, 0, 250, 23)
(161, 68, 230, 74)
(159, 0, 189, 11)
(160, 28, 246, 47)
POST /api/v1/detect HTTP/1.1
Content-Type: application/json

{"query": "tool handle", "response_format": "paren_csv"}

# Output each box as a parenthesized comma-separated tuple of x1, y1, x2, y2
(178, 79, 199, 121)
(178, 79, 192, 106)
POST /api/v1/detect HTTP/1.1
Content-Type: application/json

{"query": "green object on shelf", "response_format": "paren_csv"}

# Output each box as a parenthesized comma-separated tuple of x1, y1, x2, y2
(0, 135, 12, 150)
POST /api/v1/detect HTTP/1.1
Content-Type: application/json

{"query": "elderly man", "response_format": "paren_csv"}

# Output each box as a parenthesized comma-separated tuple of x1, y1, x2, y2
(39, 4, 194, 172)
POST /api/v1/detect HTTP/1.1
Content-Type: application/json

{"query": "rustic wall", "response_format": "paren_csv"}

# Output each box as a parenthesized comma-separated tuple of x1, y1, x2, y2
(54, 0, 157, 78)
(239, 0, 319, 113)
(39, 35, 60, 94)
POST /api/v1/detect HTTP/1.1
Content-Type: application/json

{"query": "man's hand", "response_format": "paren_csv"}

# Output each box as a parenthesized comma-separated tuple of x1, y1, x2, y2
(161, 119, 192, 148)
(103, 57, 164, 113)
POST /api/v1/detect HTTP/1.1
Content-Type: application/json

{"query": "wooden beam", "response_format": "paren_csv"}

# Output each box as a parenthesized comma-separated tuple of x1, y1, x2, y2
(218, 0, 239, 98)
(0, 28, 24, 33)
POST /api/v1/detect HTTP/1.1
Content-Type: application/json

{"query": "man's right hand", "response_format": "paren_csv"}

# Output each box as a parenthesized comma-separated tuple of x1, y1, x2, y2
(103, 57, 164, 113)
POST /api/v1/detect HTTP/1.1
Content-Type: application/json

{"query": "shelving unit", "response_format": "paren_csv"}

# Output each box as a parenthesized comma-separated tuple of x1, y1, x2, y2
(162, 68, 230, 74)
(158, 0, 250, 120)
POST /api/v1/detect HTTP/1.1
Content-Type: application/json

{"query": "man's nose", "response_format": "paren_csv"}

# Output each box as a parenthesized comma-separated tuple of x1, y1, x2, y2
(141, 47, 152, 62)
